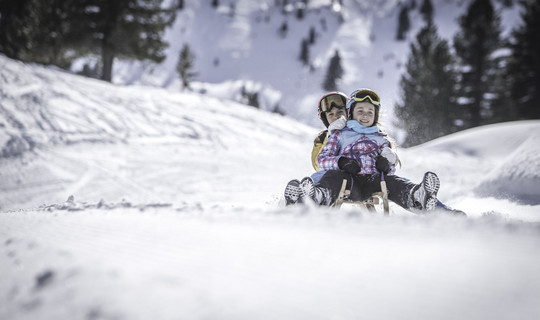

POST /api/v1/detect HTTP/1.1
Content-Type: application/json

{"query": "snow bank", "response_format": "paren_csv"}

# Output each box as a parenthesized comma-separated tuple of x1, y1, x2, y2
(476, 131, 540, 204)
(407, 120, 540, 205)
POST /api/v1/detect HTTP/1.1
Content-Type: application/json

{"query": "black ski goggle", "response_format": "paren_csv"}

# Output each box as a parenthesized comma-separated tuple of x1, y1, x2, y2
(319, 94, 347, 112)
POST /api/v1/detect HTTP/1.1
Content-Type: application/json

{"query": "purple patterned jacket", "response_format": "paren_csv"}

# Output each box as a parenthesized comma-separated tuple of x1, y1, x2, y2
(316, 127, 396, 175)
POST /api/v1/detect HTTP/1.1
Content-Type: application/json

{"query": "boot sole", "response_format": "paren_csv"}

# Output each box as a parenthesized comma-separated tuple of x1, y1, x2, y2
(299, 177, 315, 202)
(284, 180, 301, 205)
(423, 172, 440, 211)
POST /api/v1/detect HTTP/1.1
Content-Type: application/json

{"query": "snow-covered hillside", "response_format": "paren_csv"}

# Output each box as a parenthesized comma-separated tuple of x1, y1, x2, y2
(1, 55, 540, 320)
(102, 0, 521, 137)
(0, 54, 315, 211)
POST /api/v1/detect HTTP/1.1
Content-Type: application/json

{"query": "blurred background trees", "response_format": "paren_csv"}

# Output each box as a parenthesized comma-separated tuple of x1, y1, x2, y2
(0, 0, 175, 81)
(1, 0, 539, 146)
(395, 0, 540, 146)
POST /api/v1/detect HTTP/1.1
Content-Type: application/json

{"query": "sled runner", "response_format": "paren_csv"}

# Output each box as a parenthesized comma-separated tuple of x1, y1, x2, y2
(333, 178, 390, 215)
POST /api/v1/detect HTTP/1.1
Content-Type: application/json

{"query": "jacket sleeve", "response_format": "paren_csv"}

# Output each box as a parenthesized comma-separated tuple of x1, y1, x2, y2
(311, 131, 328, 171)
(380, 145, 398, 165)
(316, 131, 342, 171)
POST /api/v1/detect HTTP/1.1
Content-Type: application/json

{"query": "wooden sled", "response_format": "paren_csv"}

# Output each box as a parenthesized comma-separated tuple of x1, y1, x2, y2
(332, 179, 390, 215)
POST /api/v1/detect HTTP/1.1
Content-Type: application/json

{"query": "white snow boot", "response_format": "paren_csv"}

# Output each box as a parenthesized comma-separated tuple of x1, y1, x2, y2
(286, 177, 333, 206)
(410, 171, 440, 211)
(300, 177, 332, 206)
(284, 179, 302, 205)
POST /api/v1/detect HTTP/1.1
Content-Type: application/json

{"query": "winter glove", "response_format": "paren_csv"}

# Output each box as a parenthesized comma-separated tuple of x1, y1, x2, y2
(375, 155, 391, 174)
(327, 116, 347, 134)
(380, 147, 397, 165)
(338, 157, 361, 175)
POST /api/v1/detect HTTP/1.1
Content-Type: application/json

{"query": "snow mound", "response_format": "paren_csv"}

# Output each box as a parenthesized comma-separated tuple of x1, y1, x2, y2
(413, 120, 540, 157)
(475, 131, 540, 204)
(407, 120, 540, 205)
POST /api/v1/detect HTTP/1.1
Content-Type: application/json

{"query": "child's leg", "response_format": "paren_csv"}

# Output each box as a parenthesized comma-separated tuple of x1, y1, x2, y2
(384, 175, 417, 209)
(315, 170, 353, 204)
(384, 173, 440, 211)
(359, 173, 416, 208)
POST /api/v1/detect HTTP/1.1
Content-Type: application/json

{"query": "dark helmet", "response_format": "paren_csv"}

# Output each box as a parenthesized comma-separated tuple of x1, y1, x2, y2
(317, 92, 349, 128)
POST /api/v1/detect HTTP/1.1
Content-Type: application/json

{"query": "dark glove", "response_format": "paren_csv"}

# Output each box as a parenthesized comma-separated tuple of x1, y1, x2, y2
(375, 155, 391, 174)
(338, 157, 361, 174)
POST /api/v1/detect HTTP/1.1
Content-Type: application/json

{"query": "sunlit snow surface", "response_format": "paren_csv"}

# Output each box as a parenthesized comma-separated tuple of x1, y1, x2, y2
(1, 55, 540, 319)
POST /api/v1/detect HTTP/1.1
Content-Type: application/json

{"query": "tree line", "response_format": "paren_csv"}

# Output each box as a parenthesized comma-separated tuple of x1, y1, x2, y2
(394, 0, 540, 146)
(0, 0, 177, 82)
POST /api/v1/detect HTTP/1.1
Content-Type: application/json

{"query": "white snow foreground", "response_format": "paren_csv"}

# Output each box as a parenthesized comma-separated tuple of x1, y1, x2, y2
(2, 202, 540, 320)
(1, 56, 540, 319)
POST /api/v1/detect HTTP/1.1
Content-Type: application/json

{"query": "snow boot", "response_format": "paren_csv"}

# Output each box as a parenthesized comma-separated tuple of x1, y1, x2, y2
(410, 172, 440, 211)
(284, 179, 302, 205)
(300, 177, 332, 206)
(299, 177, 315, 202)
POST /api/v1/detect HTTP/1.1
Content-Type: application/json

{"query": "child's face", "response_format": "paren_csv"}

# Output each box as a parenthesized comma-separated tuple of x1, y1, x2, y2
(326, 107, 347, 125)
(352, 102, 375, 127)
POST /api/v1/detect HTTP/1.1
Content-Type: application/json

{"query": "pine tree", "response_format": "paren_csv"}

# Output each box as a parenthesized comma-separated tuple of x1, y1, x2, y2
(278, 21, 288, 38)
(0, 0, 175, 81)
(420, 0, 434, 22)
(322, 50, 344, 91)
(395, 21, 458, 146)
(506, 0, 540, 119)
(0, 0, 41, 61)
(453, 0, 502, 127)
(71, 0, 175, 82)
(0, 0, 78, 68)
(308, 26, 316, 44)
(177, 44, 198, 90)
(299, 39, 310, 66)
(396, 5, 411, 40)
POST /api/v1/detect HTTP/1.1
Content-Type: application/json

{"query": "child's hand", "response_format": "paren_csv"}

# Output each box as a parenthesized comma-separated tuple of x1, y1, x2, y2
(380, 147, 397, 164)
(338, 157, 361, 174)
(328, 116, 347, 133)
(376, 156, 391, 174)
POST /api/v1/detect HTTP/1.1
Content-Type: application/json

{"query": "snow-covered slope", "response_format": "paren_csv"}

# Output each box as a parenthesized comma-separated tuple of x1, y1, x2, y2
(1, 56, 540, 320)
(0, 54, 315, 210)
(104, 0, 521, 137)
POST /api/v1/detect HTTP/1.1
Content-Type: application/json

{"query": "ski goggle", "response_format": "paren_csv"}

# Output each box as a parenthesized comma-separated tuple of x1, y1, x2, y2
(318, 93, 347, 113)
(351, 89, 380, 106)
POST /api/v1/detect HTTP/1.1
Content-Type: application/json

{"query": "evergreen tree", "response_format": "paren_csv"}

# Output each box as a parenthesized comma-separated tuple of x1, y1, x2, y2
(420, 0, 434, 22)
(278, 21, 288, 38)
(322, 50, 344, 91)
(0, 0, 78, 67)
(299, 39, 310, 66)
(240, 85, 260, 108)
(395, 21, 458, 146)
(0, 0, 40, 61)
(453, 0, 502, 127)
(296, 6, 305, 20)
(396, 5, 411, 40)
(506, 0, 540, 119)
(85, 0, 176, 82)
(0, 0, 175, 81)
(177, 44, 198, 90)
(308, 26, 316, 44)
